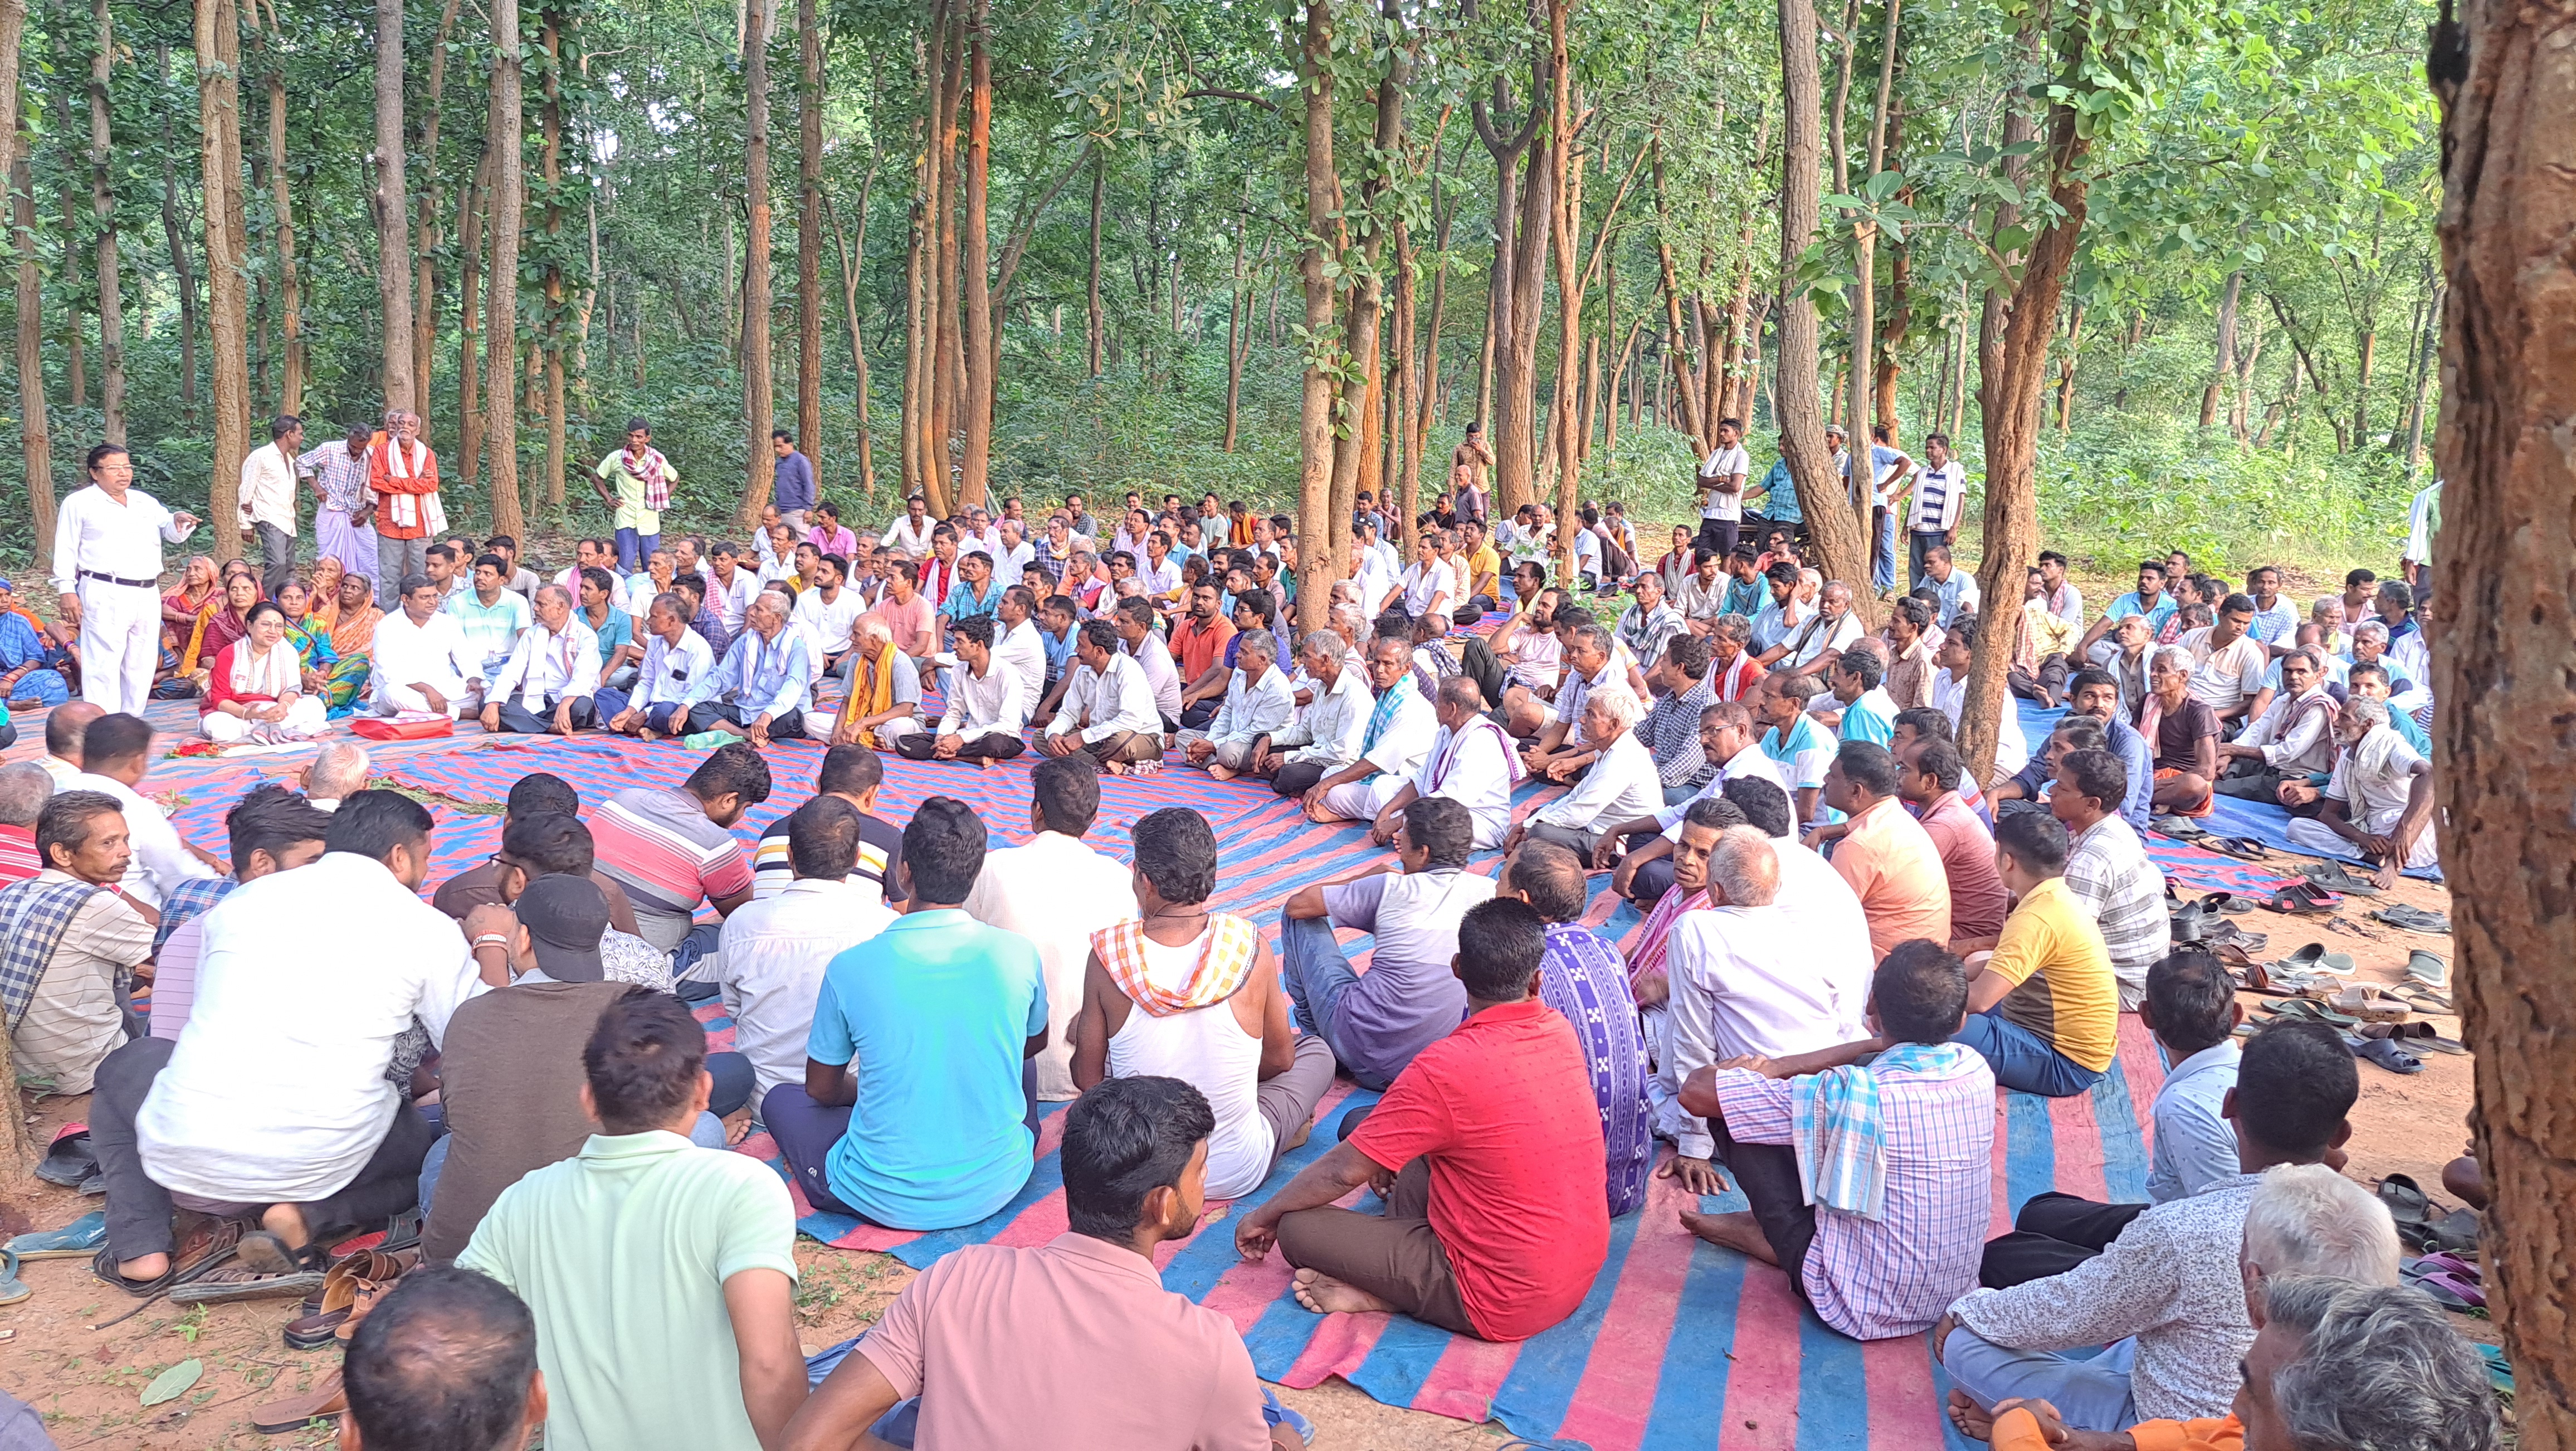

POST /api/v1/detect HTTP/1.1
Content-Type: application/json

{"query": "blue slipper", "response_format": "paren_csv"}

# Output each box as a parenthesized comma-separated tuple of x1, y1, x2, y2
(0, 1248, 27, 1306)
(8, 1211, 106, 1260)
(1260, 1388, 1315, 1445)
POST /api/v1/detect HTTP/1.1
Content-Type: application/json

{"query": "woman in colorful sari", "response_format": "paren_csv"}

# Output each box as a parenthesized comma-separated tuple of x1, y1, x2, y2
(307, 555, 347, 627)
(323, 571, 384, 709)
(274, 580, 359, 717)
(155, 554, 221, 686)
(180, 568, 264, 690)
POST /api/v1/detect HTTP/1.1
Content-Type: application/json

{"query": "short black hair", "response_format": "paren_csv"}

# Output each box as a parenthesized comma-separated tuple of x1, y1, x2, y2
(2145, 947, 2237, 1055)
(787, 795, 862, 881)
(79, 712, 152, 771)
(1062, 1077, 1217, 1240)
(1908, 738, 1965, 793)
(1030, 754, 1102, 836)
(1721, 776, 1792, 838)
(1504, 839, 1588, 922)
(1401, 795, 1474, 869)
(901, 796, 986, 904)
(2237, 1019, 2359, 1157)
(1874, 939, 1970, 1044)
(1837, 647, 1886, 691)
(684, 743, 773, 809)
(952, 614, 996, 650)
(1993, 808, 2070, 875)
(1666, 632, 1714, 678)
(342, 1266, 538, 1451)
(2037, 549, 2068, 568)
(471, 552, 509, 578)
(502, 812, 595, 878)
(1455, 897, 1546, 1001)
(1681, 795, 1749, 832)
(2066, 667, 2118, 698)
(583, 989, 709, 1136)
(2220, 592, 2257, 617)
(2057, 747, 2128, 812)
(36, 790, 121, 869)
(814, 743, 884, 798)
(1893, 706, 1954, 744)
(325, 790, 436, 861)
(1131, 807, 1218, 905)
(1078, 618, 1120, 653)
(505, 772, 582, 819)
(1836, 740, 1901, 797)
(225, 783, 333, 871)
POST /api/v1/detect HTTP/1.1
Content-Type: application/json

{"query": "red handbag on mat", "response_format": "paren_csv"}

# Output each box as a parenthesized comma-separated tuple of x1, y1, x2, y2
(349, 715, 455, 742)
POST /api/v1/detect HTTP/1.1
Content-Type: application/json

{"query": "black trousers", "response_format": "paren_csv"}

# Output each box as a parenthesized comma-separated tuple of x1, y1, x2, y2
(1178, 698, 1222, 731)
(1711, 1112, 1815, 1302)
(1978, 1191, 2149, 1288)
(1458, 635, 1511, 712)
(1695, 518, 1741, 558)
(492, 693, 598, 733)
(685, 701, 811, 738)
(892, 730, 1025, 763)
(1273, 759, 1329, 799)
(2008, 655, 2070, 703)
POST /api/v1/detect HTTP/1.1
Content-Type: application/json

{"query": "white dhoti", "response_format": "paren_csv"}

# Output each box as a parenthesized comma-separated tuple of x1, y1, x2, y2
(374, 678, 472, 718)
(316, 508, 380, 585)
(76, 579, 159, 715)
(2285, 811, 2440, 871)
(1317, 773, 1407, 823)
(199, 695, 329, 742)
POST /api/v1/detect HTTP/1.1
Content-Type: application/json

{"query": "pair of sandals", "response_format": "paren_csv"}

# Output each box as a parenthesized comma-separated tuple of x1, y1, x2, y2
(2403, 1250, 2486, 1313)
(2379, 1174, 2482, 1259)
(2295, 859, 2383, 898)
(2372, 903, 2452, 934)
(282, 1245, 419, 1349)
(2265, 880, 2345, 917)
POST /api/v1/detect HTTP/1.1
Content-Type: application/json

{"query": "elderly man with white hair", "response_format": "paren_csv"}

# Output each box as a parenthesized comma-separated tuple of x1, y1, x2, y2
(1936, 1020, 2378, 1431)
(684, 590, 813, 744)
(1304, 635, 1438, 826)
(1177, 631, 1294, 779)
(1509, 682, 1663, 860)
(2284, 696, 2437, 890)
(1367, 674, 1524, 851)
(479, 583, 602, 735)
(298, 741, 372, 811)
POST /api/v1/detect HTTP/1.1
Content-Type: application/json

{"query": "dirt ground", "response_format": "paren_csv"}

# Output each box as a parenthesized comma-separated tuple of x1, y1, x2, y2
(0, 559, 2483, 1448)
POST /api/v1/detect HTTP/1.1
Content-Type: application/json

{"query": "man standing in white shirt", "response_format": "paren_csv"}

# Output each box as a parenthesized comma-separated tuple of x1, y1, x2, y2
(1038, 619, 1165, 772)
(239, 415, 305, 596)
(1905, 432, 1968, 592)
(894, 616, 1027, 765)
(1695, 417, 1751, 557)
(964, 754, 1140, 1098)
(372, 575, 483, 718)
(52, 443, 201, 714)
(480, 585, 602, 734)
(713, 796, 898, 1102)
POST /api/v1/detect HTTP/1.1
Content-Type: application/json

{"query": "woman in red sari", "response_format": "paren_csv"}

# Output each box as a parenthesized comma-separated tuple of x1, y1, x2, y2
(180, 568, 264, 689)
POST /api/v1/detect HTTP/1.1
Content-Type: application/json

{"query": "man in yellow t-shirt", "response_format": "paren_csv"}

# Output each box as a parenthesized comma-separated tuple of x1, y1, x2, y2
(1456, 520, 1503, 623)
(1950, 809, 2116, 1097)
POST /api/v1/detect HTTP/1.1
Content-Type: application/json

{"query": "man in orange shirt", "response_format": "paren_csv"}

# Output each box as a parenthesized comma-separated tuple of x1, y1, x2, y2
(1815, 739, 1951, 956)
(368, 410, 446, 609)
(1169, 582, 1238, 731)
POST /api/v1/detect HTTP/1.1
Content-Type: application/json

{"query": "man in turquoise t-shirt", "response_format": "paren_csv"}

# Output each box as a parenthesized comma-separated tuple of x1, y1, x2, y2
(763, 796, 1048, 1231)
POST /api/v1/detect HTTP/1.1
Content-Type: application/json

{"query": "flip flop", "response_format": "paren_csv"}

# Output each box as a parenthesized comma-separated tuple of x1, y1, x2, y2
(2377, 1174, 2432, 1231)
(2194, 892, 2253, 916)
(2267, 997, 2361, 1027)
(2279, 943, 2357, 976)
(0, 1249, 27, 1306)
(35, 1128, 97, 1189)
(2373, 903, 2452, 934)
(2209, 835, 2273, 860)
(2428, 1207, 2482, 1254)
(250, 1372, 345, 1435)
(2348, 1034, 2424, 1074)
(7, 1211, 107, 1260)
(2169, 902, 2212, 943)
(2151, 815, 2209, 839)
(2266, 881, 2343, 916)
(2296, 859, 2383, 897)
(92, 1219, 242, 1298)
(2406, 950, 2451, 987)
(2406, 1267, 2486, 1311)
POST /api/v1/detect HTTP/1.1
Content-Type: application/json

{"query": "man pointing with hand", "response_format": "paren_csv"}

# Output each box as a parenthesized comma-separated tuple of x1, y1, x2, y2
(53, 443, 200, 714)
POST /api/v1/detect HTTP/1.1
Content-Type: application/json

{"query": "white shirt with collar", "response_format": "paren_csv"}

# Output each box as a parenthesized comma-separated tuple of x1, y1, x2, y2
(371, 609, 477, 700)
(1400, 558, 1456, 617)
(1412, 718, 1518, 850)
(1355, 680, 1438, 784)
(1049, 650, 1163, 743)
(1123, 631, 1184, 722)
(491, 618, 603, 709)
(1530, 730, 1663, 833)
(633, 627, 718, 710)
(792, 585, 866, 658)
(882, 515, 935, 556)
(1659, 899, 1854, 1159)
(135, 851, 491, 1204)
(705, 567, 760, 634)
(1768, 830, 1877, 1038)
(939, 660, 1029, 737)
(1274, 664, 1372, 767)
(2235, 684, 2337, 773)
(713, 878, 898, 1100)
(1656, 742, 1790, 841)
(238, 440, 301, 534)
(993, 615, 1046, 701)
(66, 771, 220, 909)
(963, 829, 1141, 1099)
(1208, 664, 1296, 747)
(50, 484, 197, 593)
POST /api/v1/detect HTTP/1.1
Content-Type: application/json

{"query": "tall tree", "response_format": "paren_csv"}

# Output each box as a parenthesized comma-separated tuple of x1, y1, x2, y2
(1843, 0, 1899, 451)
(198, 0, 251, 560)
(957, 0, 993, 508)
(8, 0, 48, 573)
(2430, 0, 2576, 1445)
(794, 0, 823, 481)
(375, 0, 416, 412)
(1774, 0, 1868, 606)
(1291, 0, 1342, 634)
(88, 0, 124, 439)
(483, 0, 525, 534)
(538, 2, 569, 508)
(736, 0, 777, 526)
(411, 0, 464, 411)
(260, 4, 302, 418)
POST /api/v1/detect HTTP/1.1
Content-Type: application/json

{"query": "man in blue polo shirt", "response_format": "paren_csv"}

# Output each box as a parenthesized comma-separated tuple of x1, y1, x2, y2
(762, 796, 1047, 1231)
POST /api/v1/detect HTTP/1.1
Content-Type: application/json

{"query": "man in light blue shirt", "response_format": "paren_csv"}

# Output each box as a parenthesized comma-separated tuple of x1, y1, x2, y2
(2245, 564, 2300, 650)
(684, 591, 813, 743)
(1924, 543, 1980, 628)
(762, 797, 1047, 1231)
(2140, 950, 2242, 1204)
(445, 552, 534, 684)
(2064, 669, 2156, 834)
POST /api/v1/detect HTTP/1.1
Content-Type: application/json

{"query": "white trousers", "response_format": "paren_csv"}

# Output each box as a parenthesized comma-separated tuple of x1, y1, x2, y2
(1318, 773, 1406, 823)
(1174, 729, 1262, 771)
(77, 580, 159, 715)
(200, 695, 328, 742)
(375, 677, 470, 718)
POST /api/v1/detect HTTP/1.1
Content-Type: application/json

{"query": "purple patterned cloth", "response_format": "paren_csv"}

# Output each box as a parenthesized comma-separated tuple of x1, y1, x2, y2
(1539, 923, 1654, 1218)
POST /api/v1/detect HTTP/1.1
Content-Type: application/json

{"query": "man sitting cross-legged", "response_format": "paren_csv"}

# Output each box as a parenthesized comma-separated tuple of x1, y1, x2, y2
(893, 615, 1027, 765)
(431, 772, 643, 937)
(1820, 739, 1954, 957)
(1071, 808, 1335, 1202)
(1277, 795, 1495, 1090)
(787, 1077, 1310, 1451)
(1672, 939, 1998, 1340)
(2282, 695, 2437, 889)
(1178, 631, 1296, 781)
(1950, 810, 2119, 1098)
(1604, 699, 1784, 905)
(1301, 634, 1438, 827)
(1651, 824, 1873, 1196)
(686, 590, 814, 744)
(748, 745, 908, 907)
(1038, 619, 1166, 773)
(2049, 747, 2170, 1011)
(0, 790, 156, 1097)
(106, 792, 509, 1295)
(478, 583, 602, 735)
(710, 797, 899, 1112)
(601, 590, 714, 739)
(590, 744, 768, 972)
(964, 756, 1138, 1101)
(1935, 1021, 2374, 1430)
(764, 797, 1049, 1230)
(1251, 630, 1372, 797)
(1499, 840, 1654, 1218)
(1365, 674, 1523, 853)
(1237, 898, 1611, 1342)
(460, 989, 807, 1451)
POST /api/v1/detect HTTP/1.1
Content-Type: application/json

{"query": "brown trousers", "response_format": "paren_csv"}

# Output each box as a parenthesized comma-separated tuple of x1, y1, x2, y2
(1272, 1157, 1479, 1338)
(1077, 729, 1163, 766)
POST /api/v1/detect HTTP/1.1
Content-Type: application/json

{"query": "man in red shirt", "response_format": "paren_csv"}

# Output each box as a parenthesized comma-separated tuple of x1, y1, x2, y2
(0, 762, 45, 885)
(1170, 581, 1238, 731)
(1236, 898, 1610, 1342)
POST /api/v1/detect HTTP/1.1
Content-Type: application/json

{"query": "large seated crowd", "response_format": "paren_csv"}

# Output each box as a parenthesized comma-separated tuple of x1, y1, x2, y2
(0, 408, 2486, 1450)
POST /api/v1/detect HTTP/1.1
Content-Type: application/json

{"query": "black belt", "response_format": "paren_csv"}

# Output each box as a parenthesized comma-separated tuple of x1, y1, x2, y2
(77, 569, 156, 588)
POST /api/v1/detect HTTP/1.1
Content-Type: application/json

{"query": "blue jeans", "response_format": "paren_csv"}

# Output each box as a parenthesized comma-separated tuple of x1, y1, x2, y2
(1872, 509, 1897, 593)
(1951, 1007, 2106, 1098)
(616, 527, 661, 573)
(1943, 1328, 2139, 1433)
(1908, 530, 1946, 593)
(1277, 914, 1380, 1089)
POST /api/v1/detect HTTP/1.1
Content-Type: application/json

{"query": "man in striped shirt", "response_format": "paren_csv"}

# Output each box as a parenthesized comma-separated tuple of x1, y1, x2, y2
(1678, 939, 1996, 1340)
(1904, 433, 1968, 592)
(589, 744, 770, 963)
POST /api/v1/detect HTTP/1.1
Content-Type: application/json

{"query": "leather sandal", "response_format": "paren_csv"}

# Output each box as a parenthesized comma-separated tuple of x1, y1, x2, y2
(251, 1372, 345, 1435)
(284, 1248, 418, 1350)
(92, 1218, 241, 1297)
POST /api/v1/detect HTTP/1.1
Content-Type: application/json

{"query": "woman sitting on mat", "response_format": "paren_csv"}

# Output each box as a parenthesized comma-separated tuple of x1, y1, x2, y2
(201, 601, 327, 741)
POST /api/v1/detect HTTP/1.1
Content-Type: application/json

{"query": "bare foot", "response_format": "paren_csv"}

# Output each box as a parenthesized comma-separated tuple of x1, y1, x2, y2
(261, 1201, 312, 1250)
(1280, 1116, 1313, 1153)
(1104, 759, 1128, 776)
(1291, 1268, 1398, 1316)
(1207, 763, 1236, 782)
(116, 1252, 170, 1282)
(721, 1105, 755, 1146)
(1679, 1208, 1780, 1265)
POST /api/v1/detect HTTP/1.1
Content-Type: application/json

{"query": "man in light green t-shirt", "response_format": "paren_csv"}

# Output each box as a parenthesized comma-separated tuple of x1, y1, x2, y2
(589, 417, 680, 574)
(458, 990, 806, 1450)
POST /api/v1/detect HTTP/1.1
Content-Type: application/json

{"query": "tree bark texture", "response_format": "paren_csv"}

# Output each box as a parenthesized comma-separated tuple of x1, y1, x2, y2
(539, 6, 568, 509)
(198, 0, 251, 561)
(9, 9, 52, 578)
(482, 0, 525, 535)
(1775, 0, 1869, 612)
(374, 0, 416, 413)
(796, 0, 823, 483)
(1292, 0, 1341, 636)
(411, 0, 462, 411)
(2428, 3, 2576, 1446)
(2199, 269, 2240, 428)
(89, 0, 124, 439)
(157, 45, 198, 430)
(957, 0, 994, 509)
(737, 0, 777, 527)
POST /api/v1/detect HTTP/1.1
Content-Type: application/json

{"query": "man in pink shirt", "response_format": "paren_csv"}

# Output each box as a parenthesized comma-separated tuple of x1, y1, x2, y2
(784, 1076, 1306, 1450)
(1895, 736, 2010, 942)
(863, 559, 939, 675)
(1816, 739, 1953, 957)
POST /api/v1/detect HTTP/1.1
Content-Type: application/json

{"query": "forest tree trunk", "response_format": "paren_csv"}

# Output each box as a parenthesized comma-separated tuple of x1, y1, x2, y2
(1291, 0, 1341, 635)
(9, 16, 51, 577)
(2199, 269, 2240, 429)
(736, 0, 777, 525)
(411, 0, 462, 411)
(957, 0, 994, 508)
(374, 0, 416, 413)
(1775, 0, 1868, 611)
(198, 0, 250, 561)
(482, 0, 525, 535)
(539, 6, 568, 509)
(796, 0, 823, 481)
(89, 0, 124, 439)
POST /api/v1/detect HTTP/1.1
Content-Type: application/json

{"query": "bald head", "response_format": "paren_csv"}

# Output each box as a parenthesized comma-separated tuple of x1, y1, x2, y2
(45, 700, 103, 765)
